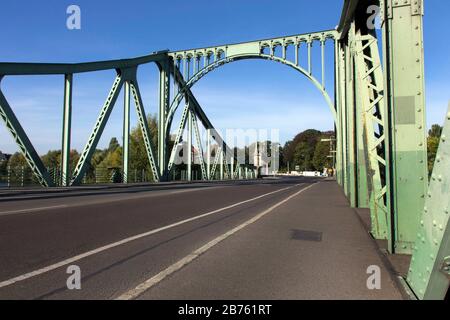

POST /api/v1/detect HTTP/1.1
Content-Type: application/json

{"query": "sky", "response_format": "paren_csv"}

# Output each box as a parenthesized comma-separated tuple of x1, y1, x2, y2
(0, 0, 449, 155)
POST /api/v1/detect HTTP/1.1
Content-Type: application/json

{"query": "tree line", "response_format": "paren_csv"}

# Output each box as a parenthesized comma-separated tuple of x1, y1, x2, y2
(0, 122, 445, 180)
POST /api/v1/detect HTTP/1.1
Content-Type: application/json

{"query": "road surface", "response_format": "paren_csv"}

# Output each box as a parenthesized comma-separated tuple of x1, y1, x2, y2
(0, 177, 404, 299)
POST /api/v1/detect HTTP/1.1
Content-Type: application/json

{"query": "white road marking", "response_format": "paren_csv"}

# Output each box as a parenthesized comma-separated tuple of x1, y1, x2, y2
(0, 183, 301, 289)
(0, 205, 68, 216)
(116, 182, 317, 300)
(0, 186, 224, 217)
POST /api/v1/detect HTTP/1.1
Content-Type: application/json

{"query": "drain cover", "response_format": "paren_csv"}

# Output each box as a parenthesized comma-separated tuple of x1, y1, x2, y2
(291, 229, 323, 242)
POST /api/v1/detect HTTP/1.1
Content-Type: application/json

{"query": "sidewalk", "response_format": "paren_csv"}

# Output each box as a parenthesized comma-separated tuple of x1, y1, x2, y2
(137, 180, 406, 300)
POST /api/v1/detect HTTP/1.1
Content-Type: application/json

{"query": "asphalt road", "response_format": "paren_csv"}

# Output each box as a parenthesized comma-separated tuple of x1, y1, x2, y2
(0, 177, 403, 300)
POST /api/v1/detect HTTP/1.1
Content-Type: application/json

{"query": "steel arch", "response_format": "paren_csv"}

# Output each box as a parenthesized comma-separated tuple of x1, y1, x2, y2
(165, 53, 337, 137)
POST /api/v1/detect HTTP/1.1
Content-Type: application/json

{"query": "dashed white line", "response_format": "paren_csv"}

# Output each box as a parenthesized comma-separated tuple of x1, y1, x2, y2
(0, 183, 300, 289)
(116, 182, 316, 300)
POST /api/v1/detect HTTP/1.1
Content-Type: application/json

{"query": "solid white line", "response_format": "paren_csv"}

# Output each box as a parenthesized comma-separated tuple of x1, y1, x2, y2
(116, 182, 317, 300)
(0, 205, 68, 216)
(0, 183, 300, 289)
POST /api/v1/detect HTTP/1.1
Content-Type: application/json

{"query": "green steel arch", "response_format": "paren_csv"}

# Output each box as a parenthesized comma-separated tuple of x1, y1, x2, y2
(165, 30, 338, 137)
(165, 54, 336, 136)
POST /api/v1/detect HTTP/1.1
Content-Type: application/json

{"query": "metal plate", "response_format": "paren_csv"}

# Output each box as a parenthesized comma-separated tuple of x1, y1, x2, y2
(290, 229, 323, 242)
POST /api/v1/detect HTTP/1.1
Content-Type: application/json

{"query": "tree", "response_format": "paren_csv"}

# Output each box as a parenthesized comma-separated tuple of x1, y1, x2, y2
(129, 114, 158, 172)
(7, 152, 27, 168)
(427, 124, 442, 176)
(108, 137, 120, 153)
(429, 124, 443, 138)
(313, 140, 331, 171)
(41, 150, 61, 168)
(291, 130, 322, 170)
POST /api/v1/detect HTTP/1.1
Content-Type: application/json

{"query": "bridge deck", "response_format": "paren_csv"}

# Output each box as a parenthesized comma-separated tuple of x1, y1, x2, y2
(136, 179, 404, 300)
(0, 178, 405, 299)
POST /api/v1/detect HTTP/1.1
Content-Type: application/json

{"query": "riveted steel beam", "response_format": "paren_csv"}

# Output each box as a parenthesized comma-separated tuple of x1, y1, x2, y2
(0, 51, 168, 76)
(407, 105, 450, 300)
(157, 59, 171, 181)
(381, 0, 428, 254)
(123, 81, 131, 184)
(61, 74, 73, 187)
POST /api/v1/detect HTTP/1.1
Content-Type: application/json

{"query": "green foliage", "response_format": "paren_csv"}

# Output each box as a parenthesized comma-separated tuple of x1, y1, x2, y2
(7, 152, 27, 168)
(129, 114, 158, 170)
(280, 129, 334, 171)
(313, 139, 332, 170)
(427, 124, 443, 176)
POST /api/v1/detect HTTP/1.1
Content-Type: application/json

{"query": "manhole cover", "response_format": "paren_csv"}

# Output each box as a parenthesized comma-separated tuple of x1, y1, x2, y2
(291, 229, 322, 242)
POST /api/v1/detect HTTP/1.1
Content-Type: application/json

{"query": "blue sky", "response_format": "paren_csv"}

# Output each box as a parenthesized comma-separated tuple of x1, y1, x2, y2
(0, 0, 449, 154)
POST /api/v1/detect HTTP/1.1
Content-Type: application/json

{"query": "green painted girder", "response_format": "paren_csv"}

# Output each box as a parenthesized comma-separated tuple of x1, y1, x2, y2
(166, 29, 339, 133)
(407, 105, 450, 300)
(0, 52, 168, 76)
(123, 81, 131, 184)
(61, 74, 73, 187)
(353, 30, 391, 240)
(157, 60, 171, 180)
(381, 0, 428, 254)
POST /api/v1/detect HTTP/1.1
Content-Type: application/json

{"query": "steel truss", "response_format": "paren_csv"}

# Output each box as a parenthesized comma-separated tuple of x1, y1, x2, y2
(0, 0, 448, 300)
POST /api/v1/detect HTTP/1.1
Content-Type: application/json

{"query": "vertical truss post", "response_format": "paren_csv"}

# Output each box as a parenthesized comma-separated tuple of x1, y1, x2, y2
(340, 42, 349, 192)
(187, 103, 192, 181)
(0, 78, 54, 187)
(321, 38, 326, 89)
(207, 129, 211, 180)
(407, 105, 450, 300)
(123, 81, 131, 184)
(381, 0, 428, 254)
(334, 39, 343, 187)
(158, 59, 171, 181)
(307, 39, 312, 74)
(61, 73, 73, 187)
(295, 42, 299, 66)
(230, 153, 234, 180)
(220, 145, 224, 180)
(345, 24, 357, 207)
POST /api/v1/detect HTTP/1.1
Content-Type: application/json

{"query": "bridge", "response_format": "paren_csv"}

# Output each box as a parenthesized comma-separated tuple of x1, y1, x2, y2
(0, 0, 449, 300)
